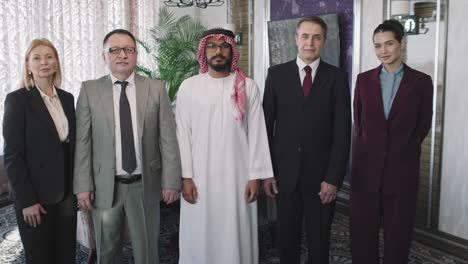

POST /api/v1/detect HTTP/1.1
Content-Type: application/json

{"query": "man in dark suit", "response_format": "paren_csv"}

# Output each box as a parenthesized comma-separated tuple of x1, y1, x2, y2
(263, 16, 351, 264)
(73, 29, 181, 264)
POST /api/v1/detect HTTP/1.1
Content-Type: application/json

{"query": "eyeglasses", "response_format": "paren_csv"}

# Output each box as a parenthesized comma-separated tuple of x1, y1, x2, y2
(206, 42, 231, 51)
(107, 47, 137, 55)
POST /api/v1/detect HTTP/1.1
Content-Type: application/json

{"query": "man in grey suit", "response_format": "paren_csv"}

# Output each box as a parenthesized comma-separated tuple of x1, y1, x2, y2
(74, 29, 181, 264)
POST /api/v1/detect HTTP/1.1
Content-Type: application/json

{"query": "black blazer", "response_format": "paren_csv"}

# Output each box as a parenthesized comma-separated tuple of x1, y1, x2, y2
(263, 59, 351, 193)
(3, 86, 75, 209)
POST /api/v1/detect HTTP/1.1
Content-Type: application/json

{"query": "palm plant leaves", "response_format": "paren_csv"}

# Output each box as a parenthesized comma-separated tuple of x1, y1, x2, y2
(134, 65, 156, 79)
(136, 7, 206, 102)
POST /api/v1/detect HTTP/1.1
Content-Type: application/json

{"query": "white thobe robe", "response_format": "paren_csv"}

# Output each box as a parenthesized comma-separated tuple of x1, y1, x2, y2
(176, 72, 274, 264)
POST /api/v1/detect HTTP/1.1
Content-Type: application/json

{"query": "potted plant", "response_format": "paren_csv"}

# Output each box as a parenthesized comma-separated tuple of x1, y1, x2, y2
(136, 7, 206, 102)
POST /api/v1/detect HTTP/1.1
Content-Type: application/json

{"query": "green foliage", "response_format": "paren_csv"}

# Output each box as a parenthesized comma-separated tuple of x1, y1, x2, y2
(136, 7, 206, 102)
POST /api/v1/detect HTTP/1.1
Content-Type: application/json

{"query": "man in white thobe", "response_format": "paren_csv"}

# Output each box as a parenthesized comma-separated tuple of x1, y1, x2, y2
(176, 28, 274, 264)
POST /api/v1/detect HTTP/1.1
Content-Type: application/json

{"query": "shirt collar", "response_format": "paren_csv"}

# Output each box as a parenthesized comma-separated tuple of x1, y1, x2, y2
(296, 56, 320, 73)
(111, 72, 135, 87)
(36, 84, 58, 99)
(381, 63, 404, 75)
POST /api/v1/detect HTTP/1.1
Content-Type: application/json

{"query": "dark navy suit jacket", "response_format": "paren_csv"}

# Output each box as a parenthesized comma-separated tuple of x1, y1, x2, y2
(263, 59, 351, 193)
(3, 86, 76, 209)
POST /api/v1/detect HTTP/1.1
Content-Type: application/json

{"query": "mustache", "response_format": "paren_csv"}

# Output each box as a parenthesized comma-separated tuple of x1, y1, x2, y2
(210, 55, 227, 61)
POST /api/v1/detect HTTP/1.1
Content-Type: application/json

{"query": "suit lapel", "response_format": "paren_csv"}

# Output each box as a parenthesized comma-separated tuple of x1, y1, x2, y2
(56, 89, 73, 140)
(56, 90, 70, 119)
(135, 74, 149, 139)
(286, 61, 303, 100)
(27, 86, 60, 140)
(387, 64, 414, 120)
(311, 60, 329, 98)
(97, 76, 116, 140)
(369, 65, 387, 121)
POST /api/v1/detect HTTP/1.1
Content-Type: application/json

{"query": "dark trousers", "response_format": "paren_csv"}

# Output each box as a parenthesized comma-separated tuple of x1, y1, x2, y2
(277, 188, 335, 264)
(15, 193, 77, 264)
(350, 191, 417, 264)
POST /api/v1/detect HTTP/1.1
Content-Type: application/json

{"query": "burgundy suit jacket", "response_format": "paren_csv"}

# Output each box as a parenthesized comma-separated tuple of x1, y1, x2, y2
(351, 64, 433, 195)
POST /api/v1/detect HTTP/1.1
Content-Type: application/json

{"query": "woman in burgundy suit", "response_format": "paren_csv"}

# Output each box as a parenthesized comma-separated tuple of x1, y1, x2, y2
(350, 20, 433, 263)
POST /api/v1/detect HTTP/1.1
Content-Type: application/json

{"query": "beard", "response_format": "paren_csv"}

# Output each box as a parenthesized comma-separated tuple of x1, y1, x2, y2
(207, 55, 232, 72)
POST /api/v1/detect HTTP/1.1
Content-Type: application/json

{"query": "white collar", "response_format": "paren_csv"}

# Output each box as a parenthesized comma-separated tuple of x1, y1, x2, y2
(110, 72, 135, 87)
(36, 83, 58, 99)
(296, 56, 320, 73)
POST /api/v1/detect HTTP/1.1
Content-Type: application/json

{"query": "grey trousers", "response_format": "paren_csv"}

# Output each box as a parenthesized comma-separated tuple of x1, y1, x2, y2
(92, 181, 160, 264)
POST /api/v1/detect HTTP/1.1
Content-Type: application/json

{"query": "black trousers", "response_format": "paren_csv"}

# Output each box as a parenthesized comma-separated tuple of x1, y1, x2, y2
(15, 192, 77, 264)
(15, 142, 77, 264)
(16, 194, 76, 264)
(276, 187, 336, 264)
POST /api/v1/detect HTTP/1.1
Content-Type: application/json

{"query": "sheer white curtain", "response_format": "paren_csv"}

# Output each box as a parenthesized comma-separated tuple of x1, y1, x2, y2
(0, 0, 159, 152)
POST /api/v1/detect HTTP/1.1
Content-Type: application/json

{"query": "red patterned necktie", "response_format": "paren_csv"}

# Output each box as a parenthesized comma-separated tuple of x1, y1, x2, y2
(303, 65, 312, 97)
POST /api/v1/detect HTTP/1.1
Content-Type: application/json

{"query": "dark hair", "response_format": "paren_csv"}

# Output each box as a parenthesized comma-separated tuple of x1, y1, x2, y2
(373, 19, 404, 42)
(296, 16, 328, 39)
(103, 29, 136, 46)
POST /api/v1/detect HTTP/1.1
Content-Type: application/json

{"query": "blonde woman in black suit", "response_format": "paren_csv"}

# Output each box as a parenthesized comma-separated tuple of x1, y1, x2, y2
(3, 38, 77, 263)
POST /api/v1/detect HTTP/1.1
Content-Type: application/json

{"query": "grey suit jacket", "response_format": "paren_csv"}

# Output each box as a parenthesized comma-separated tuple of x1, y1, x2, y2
(73, 74, 181, 209)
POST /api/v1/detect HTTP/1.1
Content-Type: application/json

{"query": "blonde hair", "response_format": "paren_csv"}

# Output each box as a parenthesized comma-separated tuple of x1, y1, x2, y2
(21, 38, 62, 89)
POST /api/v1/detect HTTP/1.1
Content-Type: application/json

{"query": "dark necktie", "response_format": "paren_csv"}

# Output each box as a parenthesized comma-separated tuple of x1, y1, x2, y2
(116, 81, 136, 174)
(303, 65, 312, 97)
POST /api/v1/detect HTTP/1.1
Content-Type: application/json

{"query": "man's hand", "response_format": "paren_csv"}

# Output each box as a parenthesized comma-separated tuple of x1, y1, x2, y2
(162, 188, 179, 204)
(22, 203, 47, 227)
(77, 191, 94, 211)
(263, 177, 278, 198)
(245, 179, 260, 203)
(318, 181, 337, 204)
(182, 178, 198, 204)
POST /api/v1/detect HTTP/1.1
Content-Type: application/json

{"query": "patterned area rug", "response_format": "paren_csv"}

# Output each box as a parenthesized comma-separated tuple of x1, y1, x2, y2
(0, 204, 466, 264)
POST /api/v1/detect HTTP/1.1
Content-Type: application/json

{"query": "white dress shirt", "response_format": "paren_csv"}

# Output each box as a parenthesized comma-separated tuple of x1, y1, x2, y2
(296, 56, 320, 86)
(36, 85, 69, 142)
(111, 72, 142, 175)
